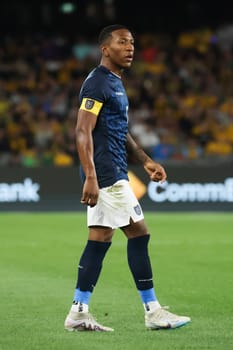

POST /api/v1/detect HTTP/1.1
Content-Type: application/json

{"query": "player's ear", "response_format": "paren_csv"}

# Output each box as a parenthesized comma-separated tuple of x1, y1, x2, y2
(102, 46, 109, 57)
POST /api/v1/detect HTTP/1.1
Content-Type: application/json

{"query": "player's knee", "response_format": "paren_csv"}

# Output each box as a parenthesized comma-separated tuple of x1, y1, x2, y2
(122, 219, 148, 238)
(88, 226, 114, 242)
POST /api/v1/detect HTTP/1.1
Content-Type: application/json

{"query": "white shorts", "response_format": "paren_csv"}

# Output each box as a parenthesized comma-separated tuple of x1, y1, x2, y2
(87, 179, 144, 229)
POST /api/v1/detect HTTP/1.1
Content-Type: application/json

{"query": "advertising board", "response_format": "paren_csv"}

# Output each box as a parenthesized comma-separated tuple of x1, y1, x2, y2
(0, 163, 232, 212)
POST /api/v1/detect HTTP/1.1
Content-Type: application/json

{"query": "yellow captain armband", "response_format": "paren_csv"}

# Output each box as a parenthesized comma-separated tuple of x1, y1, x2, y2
(80, 98, 103, 116)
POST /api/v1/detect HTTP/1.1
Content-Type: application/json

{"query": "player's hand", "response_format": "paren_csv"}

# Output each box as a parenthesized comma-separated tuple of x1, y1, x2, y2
(144, 160, 167, 183)
(80, 177, 99, 207)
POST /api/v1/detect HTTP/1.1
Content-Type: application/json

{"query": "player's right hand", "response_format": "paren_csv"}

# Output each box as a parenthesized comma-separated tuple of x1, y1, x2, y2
(80, 178, 99, 207)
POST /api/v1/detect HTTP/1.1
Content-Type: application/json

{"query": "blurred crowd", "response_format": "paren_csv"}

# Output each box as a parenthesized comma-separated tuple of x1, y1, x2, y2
(0, 25, 233, 167)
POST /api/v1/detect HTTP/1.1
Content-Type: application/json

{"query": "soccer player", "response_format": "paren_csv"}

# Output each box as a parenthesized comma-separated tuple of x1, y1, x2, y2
(64, 24, 191, 331)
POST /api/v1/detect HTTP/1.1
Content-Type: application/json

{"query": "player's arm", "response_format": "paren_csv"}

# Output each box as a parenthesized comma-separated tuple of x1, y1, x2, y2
(126, 133, 167, 183)
(76, 98, 102, 207)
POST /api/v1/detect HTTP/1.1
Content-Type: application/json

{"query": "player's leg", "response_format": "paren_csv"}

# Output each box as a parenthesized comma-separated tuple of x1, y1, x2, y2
(122, 218, 191, 330)
(64, 226, 114, 332)
(121, 219, 162, 311)
(73, 226, 113, 309)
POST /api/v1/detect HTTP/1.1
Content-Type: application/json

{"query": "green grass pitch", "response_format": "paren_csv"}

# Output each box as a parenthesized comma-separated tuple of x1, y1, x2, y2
(0, 212, 232, 350)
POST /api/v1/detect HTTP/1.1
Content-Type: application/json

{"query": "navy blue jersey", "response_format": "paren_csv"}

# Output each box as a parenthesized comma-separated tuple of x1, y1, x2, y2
(79, 65, 129, 188)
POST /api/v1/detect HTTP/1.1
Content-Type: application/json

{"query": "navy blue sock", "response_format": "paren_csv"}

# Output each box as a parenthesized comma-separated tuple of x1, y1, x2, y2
(127, 235, 154, 290)
(76, 240, 111, 292)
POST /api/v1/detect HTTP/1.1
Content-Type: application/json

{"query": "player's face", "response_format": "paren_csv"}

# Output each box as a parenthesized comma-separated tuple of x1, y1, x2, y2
(104, 29, 134, 70)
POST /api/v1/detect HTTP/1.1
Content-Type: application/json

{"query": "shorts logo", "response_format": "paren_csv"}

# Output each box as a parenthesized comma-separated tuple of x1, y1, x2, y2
(85, 99, 94, 109)
(134, 204, 142, 215)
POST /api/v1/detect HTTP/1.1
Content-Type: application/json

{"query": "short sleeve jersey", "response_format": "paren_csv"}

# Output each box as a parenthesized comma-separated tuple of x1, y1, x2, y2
(79, 65, 129, 188)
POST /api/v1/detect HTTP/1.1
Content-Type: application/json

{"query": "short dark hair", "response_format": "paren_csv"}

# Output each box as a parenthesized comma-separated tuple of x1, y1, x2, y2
(98, 24, 129, 45)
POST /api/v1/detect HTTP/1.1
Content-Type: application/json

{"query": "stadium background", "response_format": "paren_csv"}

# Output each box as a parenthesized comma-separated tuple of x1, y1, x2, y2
(0, 0, 232, 35)
(0, 0, 232, 211)
(0, 2, 233, 350)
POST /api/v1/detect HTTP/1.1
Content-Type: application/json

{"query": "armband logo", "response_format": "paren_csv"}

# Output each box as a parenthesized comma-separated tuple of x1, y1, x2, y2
(85, 99, 94, 110)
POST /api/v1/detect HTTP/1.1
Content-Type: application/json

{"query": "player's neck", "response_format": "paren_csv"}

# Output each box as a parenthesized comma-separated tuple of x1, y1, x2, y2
(100, 60, 123, 78)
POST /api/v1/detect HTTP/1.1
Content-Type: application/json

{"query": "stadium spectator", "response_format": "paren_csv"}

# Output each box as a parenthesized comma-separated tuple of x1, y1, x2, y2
(0, 27, 233, 166)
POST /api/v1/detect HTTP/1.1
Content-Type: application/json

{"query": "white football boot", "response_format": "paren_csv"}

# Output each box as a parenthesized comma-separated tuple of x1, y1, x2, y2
(65, 311, 114, 332)
(145, 306, 191, 330)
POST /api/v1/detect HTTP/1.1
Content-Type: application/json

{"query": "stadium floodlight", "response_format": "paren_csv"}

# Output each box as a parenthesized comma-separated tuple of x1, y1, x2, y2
(59, 2, 76, 14)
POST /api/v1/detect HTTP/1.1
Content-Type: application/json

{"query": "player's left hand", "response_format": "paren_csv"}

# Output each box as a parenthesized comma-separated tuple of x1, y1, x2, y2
(144, 160, 167, 183)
